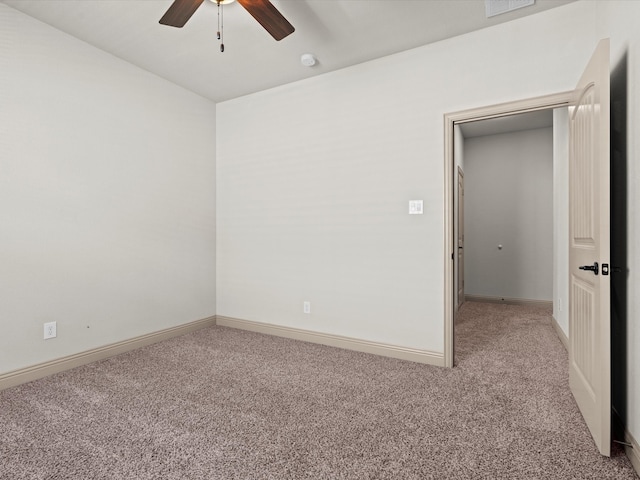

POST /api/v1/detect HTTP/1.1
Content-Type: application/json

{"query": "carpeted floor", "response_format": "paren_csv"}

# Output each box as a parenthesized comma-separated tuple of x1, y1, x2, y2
(0, 302, 637, 479)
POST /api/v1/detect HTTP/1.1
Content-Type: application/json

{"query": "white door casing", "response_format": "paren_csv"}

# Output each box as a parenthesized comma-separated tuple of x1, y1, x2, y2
(568, 38, 611, 457)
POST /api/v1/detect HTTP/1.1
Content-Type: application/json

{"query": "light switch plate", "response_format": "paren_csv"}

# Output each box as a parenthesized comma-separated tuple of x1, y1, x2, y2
(409, 200, 423, 215)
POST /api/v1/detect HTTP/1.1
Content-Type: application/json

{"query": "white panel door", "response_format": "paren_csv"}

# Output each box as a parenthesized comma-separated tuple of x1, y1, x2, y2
(568, 38, 610, 457)
(457, 167, 465, 307)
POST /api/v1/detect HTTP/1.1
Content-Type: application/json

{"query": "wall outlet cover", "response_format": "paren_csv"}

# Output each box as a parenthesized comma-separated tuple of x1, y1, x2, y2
(44, 321, 57, 340)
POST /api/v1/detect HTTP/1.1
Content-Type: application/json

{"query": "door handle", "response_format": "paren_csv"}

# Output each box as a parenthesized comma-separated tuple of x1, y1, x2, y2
(579, 262, 599, 275)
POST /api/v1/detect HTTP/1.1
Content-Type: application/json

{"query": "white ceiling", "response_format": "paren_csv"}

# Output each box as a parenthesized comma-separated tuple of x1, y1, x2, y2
(459, 109, 555, 138)
(2, 0, 576, 103)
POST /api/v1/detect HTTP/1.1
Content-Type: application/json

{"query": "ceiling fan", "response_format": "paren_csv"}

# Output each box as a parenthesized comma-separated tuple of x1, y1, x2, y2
(159, 0, 295, 41)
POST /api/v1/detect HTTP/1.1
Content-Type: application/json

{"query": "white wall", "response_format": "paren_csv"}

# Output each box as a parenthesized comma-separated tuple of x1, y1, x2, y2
(0, 5, 217, 374)
(553, 108, 570, 334)
(216, 2, 596, 354)
(454, 126, 465, 172)
(464, 128, 554, 302)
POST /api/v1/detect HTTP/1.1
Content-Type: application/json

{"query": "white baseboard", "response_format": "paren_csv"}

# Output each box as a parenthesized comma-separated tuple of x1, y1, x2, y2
(0, 316, 216, 391)
(465, 294, 552, 309)
(551, 316, 569, 351)
(216, 316, 445, 367)
(625, 429, 640, 477)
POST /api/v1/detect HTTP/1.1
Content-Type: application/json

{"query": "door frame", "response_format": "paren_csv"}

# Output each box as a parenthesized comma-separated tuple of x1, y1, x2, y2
(443, 91, 573, 368)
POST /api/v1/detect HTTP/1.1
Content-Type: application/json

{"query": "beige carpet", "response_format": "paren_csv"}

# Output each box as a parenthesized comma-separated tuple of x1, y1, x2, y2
(0, 302, 637, 479)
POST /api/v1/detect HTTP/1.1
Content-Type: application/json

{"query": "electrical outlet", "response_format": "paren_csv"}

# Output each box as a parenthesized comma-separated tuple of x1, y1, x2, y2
(44, 321, 57, 340)
(303, 301, 311, 314)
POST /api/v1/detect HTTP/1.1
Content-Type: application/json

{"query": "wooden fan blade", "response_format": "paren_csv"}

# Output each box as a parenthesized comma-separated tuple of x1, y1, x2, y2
(159, 0, 205, 28)
(237, 0, 295, 41)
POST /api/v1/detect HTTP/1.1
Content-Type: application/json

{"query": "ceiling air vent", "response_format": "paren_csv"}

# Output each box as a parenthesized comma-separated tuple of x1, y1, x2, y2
(485, 0, 535, 18)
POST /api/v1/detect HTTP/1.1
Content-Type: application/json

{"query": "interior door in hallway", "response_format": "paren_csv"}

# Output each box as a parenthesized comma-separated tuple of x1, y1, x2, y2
(457, 167, 465, 307)
(569, 38, 611, 457)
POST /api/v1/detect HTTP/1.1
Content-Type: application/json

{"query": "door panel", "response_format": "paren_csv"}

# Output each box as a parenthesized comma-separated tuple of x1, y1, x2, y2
(457, 167, 465, 307)
(568, 38, 610, 456)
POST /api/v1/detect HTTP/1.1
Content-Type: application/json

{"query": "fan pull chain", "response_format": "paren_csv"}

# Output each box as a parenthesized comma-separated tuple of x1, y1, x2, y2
(217, 1, 225, 52)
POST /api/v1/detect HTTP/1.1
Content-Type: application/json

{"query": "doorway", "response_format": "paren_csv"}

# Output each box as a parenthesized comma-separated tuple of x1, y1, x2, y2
(443, 91, 573, 369)
(458, 110, 555, 309)
(445, 39, 612, 457)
